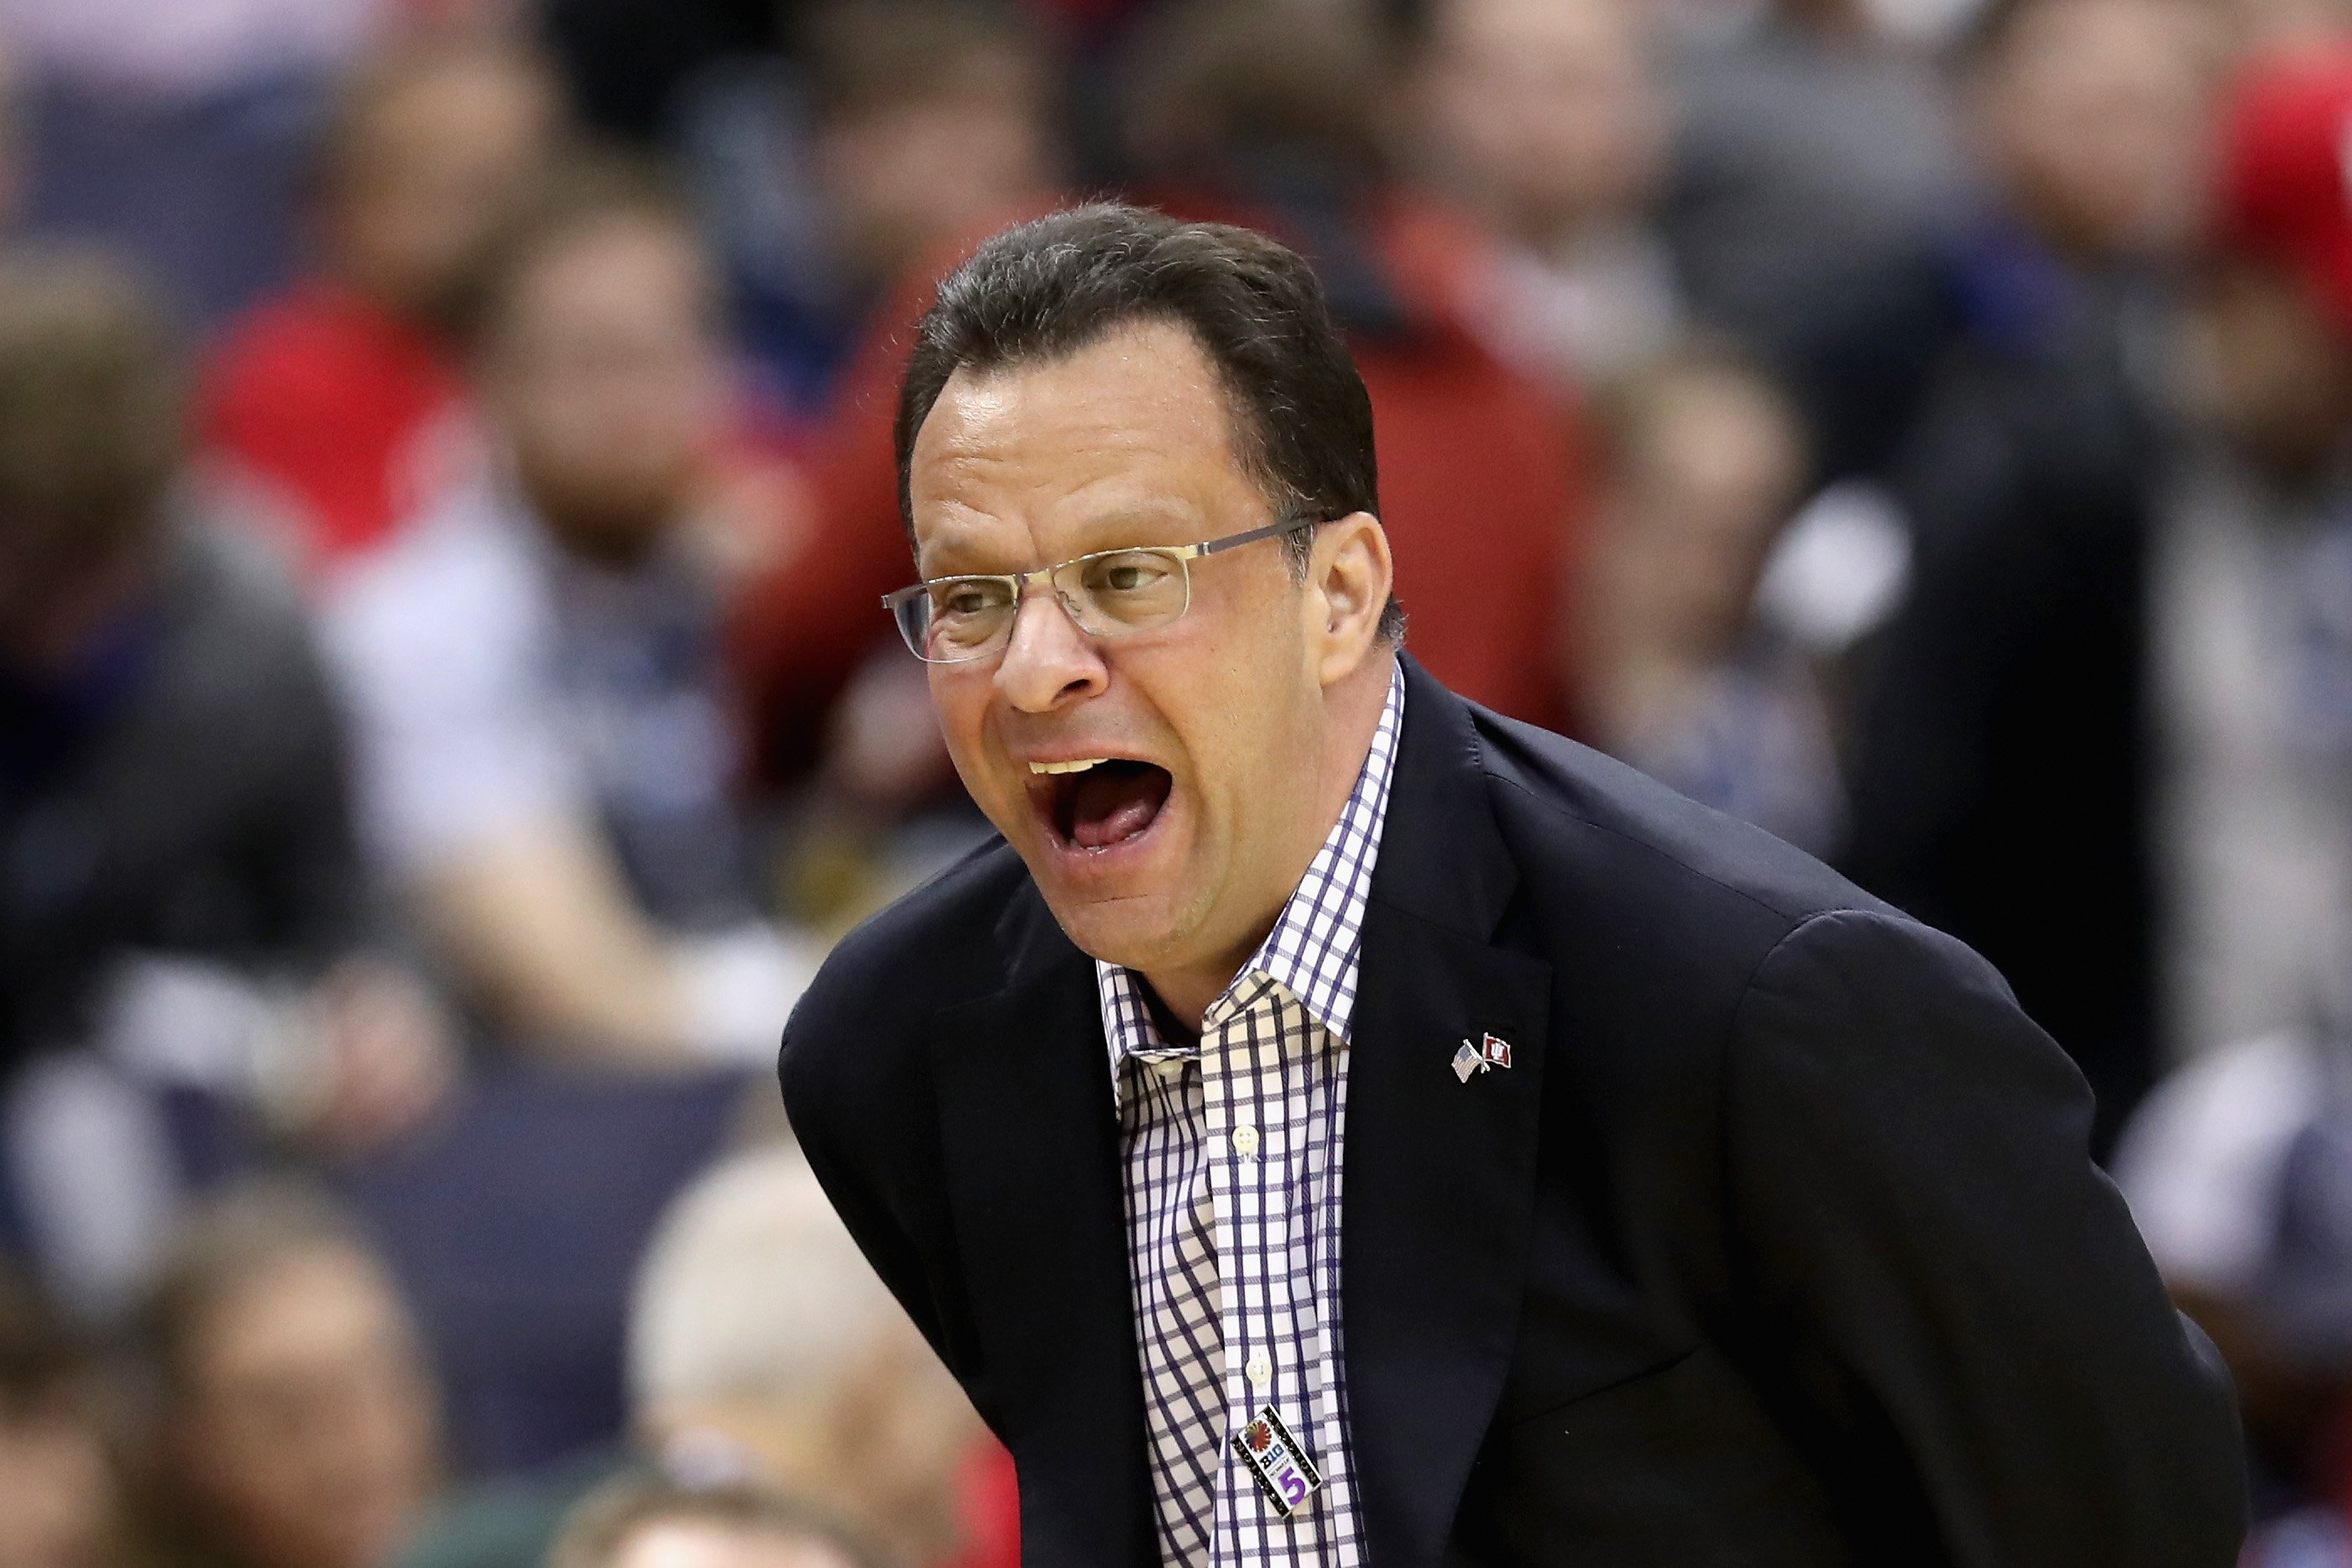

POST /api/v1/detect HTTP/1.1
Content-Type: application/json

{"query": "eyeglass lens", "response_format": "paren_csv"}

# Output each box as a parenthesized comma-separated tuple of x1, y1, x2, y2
(899, 548, 1196, 662)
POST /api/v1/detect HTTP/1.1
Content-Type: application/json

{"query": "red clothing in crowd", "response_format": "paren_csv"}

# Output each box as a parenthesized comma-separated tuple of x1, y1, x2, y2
(730, 197, 1585, 776)
(1344, 197, 1584, 729)
(201, 281, 471, 572)
(945, 1440, 1022, 1568)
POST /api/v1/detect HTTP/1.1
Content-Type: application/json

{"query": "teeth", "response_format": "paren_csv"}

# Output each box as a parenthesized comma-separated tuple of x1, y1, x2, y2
(1029, 757, 1111, 776)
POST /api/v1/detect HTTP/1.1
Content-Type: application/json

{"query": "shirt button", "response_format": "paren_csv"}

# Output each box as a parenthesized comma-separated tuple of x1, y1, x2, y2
(1231, 1125, 1261, 1158)
(1245, 1351, 1273, 1389)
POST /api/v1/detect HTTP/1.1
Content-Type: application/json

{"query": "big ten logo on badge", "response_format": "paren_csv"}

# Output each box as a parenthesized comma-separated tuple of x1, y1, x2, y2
(1233, 1405, 1325, 1518)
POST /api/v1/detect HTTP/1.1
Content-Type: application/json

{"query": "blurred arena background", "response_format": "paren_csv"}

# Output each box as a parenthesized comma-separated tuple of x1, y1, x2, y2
(0, 0, 2349, 1561)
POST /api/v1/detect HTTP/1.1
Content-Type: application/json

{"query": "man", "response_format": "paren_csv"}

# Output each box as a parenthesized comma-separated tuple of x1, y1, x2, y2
(0, 247, 449, 1311)
(327, 158, 818, 1065)
(2158, 45, 2352, 1069)
(201, 39, 562, 574)
(1409, 0, 1680, 390)
(127, 1183, 442, 1568)
(1842, 0, 2218, 1153)
(779, 205, 2243, 1564)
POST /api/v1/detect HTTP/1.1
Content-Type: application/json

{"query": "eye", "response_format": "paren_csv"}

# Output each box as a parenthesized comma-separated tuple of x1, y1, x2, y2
(933, 579, 1011, 619)
(1085, 552, 1177, 595)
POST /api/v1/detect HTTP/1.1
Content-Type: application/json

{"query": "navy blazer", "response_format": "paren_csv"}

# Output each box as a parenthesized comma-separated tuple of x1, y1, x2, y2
(779, 655, 2244, 1565)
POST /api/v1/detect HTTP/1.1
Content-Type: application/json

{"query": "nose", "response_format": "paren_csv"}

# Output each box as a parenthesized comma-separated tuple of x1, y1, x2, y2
(994, 581, 1108, 713)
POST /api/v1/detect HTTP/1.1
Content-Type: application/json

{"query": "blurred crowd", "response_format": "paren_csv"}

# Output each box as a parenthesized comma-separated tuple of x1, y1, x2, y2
(9, 0, 2352, 1560)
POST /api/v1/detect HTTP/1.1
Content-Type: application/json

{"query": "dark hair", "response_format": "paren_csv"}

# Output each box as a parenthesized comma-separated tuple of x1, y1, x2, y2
(896, 202, 1403, 641)
(548, 1477, 880, 1568)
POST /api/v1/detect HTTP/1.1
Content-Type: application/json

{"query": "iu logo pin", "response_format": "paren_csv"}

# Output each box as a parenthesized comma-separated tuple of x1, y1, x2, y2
(1453, 1032, 1514, 1082)
(1232, 1404, 1324, 1517)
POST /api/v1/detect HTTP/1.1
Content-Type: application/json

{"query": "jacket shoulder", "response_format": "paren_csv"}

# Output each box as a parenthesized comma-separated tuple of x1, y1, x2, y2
(779, 835, 1033, 1101)
(1470, 706, 1893, 938)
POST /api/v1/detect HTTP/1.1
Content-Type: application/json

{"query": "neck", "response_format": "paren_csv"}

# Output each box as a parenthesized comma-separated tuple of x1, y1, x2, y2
(1142, 648, 1397, 1028)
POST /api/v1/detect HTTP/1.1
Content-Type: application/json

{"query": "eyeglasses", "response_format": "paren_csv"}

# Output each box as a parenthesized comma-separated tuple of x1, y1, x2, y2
(881, 515, 1325, 665)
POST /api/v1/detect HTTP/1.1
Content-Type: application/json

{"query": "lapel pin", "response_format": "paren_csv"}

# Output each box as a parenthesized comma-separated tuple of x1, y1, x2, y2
(1453, 1032, 1513, 1083)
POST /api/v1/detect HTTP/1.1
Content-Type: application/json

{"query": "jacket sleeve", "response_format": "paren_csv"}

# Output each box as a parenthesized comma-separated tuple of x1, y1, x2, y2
(779, 975, 989, 1414)
(1722, 907, 2245, 1566)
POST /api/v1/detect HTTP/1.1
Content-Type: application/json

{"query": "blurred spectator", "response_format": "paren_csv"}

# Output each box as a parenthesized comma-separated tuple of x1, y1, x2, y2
(0, 248, 452, 1314)
(546, 1478, 873, 1568)
(799, 0, 1056, 311)
(1579, 344, 1843, 855)
(1118, 0, 1586, 728)
(672, 0, 1060, 426)
(397, 1145, 1011, 1568)
(201, 39, 565, 577)
(121, 1183, 442, 1568)
(724, 0, 1063, 812)
(1409, 0, 1681, 389)
(323, 158, 820, 1066)
(0, 1267, 118, 1568)
(2159, 44, 2352, 1068)
(1662, 0, 1976, 478)
(1841, 0, 2218, 1152)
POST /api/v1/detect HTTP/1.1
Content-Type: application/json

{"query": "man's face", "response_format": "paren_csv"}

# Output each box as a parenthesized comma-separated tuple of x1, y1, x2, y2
(814, 50, 1052, 284)
(173, 1247, 440, 1568)
(1420, 0, 1665, 240)
(482, 217, 724, 563)
(908, 321, 1352, 986)
(329, 59, 557, 324)
(1975, 0, 2213, 263)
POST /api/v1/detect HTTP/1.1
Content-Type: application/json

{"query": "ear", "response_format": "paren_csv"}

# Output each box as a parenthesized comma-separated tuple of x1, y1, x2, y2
(1305, 511, 1393, 687)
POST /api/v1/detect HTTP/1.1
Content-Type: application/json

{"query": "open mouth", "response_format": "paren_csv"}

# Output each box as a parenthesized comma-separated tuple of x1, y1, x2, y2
(1031, 758, 1173, 852)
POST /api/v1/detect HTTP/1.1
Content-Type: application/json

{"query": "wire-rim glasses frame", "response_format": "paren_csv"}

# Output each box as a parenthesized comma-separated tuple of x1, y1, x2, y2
(881, 514, 1329, 665)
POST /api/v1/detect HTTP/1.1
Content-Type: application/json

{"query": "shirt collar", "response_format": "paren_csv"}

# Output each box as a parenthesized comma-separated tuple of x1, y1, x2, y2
(1097, 662, 1406, 1084)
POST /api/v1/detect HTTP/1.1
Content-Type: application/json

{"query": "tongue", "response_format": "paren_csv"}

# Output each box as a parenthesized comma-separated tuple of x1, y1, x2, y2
(1068, 763, 1171, 850)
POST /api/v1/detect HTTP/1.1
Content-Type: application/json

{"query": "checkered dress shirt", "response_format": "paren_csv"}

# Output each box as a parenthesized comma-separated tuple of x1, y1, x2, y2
(1098, 666, 1403, 1567)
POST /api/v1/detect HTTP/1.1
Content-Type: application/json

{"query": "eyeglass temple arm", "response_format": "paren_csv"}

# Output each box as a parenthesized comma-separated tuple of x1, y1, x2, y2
(1190, 515, 1325, 557)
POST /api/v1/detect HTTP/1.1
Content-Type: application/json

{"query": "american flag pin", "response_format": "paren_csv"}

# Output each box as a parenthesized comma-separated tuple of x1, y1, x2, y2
(1456, 1033, 1513, 1082)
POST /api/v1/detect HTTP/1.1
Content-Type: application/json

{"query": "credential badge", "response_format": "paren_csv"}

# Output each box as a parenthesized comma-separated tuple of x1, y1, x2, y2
(1232, 1404, 1324, 1517)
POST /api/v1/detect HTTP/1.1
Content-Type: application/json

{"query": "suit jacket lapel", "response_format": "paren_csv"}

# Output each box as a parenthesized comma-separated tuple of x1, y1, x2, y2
(1346, 657, 1555, 1565)
(930, 897, 1155, 1568)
